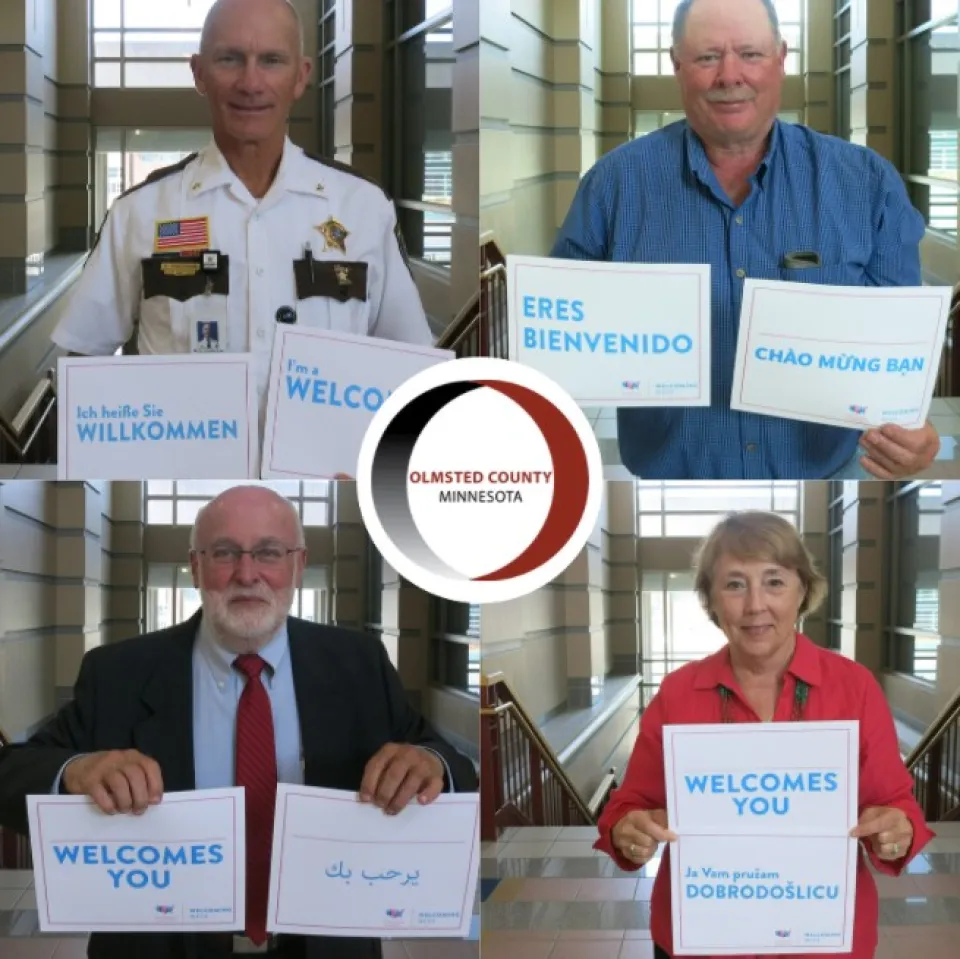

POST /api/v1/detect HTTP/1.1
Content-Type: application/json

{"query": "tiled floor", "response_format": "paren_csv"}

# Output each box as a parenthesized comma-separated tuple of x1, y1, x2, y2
(0, 869, 479, 958)
(480, 824, 960, 959)
(587, 398, 960, 480)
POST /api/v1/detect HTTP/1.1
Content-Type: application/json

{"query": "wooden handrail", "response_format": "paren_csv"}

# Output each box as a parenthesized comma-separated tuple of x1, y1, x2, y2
(434, 235, 508, 357)
(481, 672, 596, 830)
(905, 687, 960, 771)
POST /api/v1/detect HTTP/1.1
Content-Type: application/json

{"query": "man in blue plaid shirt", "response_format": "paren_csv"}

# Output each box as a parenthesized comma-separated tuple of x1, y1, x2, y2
(552, 0, 939, 480)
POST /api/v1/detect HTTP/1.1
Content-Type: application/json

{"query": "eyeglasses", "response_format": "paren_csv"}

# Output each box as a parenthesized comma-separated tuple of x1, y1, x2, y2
(193, 545, 304, 567)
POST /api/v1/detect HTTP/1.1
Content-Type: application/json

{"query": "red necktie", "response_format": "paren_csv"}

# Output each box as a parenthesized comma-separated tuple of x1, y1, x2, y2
(234, 654, 277, 945)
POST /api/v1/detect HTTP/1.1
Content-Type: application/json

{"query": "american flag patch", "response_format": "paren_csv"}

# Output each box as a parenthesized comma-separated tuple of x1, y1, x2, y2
(154, 216, 209, 252)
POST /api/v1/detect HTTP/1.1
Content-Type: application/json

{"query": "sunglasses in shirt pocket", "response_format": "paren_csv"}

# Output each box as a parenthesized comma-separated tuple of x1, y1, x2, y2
(779, 251, 860, 286)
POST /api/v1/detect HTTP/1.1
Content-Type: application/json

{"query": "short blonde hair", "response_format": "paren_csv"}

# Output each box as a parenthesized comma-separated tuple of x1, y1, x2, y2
(693, 511, 827, 626)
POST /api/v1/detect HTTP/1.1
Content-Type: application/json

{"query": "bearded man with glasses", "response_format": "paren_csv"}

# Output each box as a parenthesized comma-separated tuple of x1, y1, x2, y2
(0, 485, 476, 959)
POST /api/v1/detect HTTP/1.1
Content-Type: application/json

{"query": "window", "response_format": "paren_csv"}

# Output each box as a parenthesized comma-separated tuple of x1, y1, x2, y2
(433, 601, 480, 695)
(637, 482, 801, 537)
(95, 128, 210, 230)
(145, 481, 332, 527)
(886, 482, 944, 682)
(385, 2, 454, 267)
(899, 1, 960, 236)
(641, 571, 727, 694)
(147, 564, 329, 631)
(631, 0, 803, 76)
(92, 0, 215, 88)
(317, 0, 336, 158)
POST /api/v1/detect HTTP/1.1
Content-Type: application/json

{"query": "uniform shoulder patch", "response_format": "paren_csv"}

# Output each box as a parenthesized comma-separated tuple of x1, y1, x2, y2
(303, 151, 391, 198)
(121, 152, 199, 203)
(304, 152, 415, 277)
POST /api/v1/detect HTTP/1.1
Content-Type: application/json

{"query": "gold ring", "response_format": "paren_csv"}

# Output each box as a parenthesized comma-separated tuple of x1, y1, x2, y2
(629, 843, 638, 857)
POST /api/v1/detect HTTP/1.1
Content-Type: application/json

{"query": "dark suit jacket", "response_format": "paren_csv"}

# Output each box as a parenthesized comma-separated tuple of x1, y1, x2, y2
(0, 614, 478, 959)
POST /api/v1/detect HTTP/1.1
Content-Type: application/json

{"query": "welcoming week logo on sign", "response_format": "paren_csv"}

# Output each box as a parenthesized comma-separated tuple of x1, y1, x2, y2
(506, 256, 711, 407)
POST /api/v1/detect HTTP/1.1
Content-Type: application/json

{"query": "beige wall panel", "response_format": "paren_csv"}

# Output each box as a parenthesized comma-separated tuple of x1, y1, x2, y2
(939, 578, 960, 637)
(512, 74, 555, 130)
(426, 687, 478, 748)
(0, 101, 26, 144)
(479, 43, 512, 122)
(941, 506, 960, 569)
(511, 0, 551, 37)
(1, 636, 56, 737)
(59, 85, 90, 120)
(1, 579, 53, 633)
(453, 47, 479, 135)
(453, 139, 479, 215)
(0, 51, 26, 97)
(91, 90, 209, 128)
(0, 155, 26, 195)
(608, 591, 638, 623)
(54, 633, 89, 688)
(512, 20, 555, 83)
(638, 537, 700, 571)
(937, 642, 960, 708)
(0, 1, 26, 41)
(55, 584, 102, 627)
(882, 670, 938, 728)
(565, 630, 594, 676)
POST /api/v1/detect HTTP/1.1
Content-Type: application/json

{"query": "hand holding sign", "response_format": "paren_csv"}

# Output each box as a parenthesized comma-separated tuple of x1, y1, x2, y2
(62, 750, 163, 816)
(358, 744, 445, 815)
(860, 422, 940, 479)
(850, 806, 914, 861)
(611, 808, 677, 866)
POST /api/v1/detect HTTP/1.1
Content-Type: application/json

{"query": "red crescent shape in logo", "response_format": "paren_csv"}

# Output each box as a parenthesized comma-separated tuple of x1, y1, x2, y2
(472, 380, 589, 581)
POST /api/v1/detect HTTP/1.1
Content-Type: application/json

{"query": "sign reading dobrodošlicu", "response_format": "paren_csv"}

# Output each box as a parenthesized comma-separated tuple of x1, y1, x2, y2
(261, 327, 453, 478)
(506, 256, 711, 406)
(27, 789, 245, 933)
(58, 355, 258, 479)
(664, 723, 860, 955)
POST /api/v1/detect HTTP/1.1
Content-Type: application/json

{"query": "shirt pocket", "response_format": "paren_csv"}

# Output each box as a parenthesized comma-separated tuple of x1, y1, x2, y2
(293, 258, 372, 336)
(779, 260, 864, 286)
(138, 292, 188, 353)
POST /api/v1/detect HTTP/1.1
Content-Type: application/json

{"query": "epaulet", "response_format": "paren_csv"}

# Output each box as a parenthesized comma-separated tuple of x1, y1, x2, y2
(88, 153, 199, 254)
(302, 151, 392, 198)
(303, 151, 414, 274)
(120, 152, 199, 202)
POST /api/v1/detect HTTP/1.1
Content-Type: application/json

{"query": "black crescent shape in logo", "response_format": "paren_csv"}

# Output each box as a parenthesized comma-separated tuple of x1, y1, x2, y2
(371, 380, 484, 580)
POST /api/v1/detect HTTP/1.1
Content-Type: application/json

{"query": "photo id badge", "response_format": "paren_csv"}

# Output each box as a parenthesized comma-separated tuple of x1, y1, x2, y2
(192, 319, 224, 353)
(189, 286, 228, 353)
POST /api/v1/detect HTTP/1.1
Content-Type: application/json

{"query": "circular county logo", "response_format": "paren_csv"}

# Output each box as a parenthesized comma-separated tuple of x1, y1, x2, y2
(356, 358, 603, 604)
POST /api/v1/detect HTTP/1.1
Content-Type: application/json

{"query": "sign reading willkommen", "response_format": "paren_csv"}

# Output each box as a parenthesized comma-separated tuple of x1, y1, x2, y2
(261, 327, 453, 478)
(664, 723, 859, 955)
(506, 255, 711, 406)
(58, 355, 258, 479)
(27, 789, 245, 933)
(267, 786, 479, 938)
(730, 280, 952, 429)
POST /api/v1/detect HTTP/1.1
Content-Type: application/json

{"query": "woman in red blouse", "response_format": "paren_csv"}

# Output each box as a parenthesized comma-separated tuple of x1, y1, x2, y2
(595, 511, 934, 959)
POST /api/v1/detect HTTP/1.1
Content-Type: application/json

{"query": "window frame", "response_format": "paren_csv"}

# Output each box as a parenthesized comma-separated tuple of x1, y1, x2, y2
(383, 2, 455, 268)
(884, 480, 944, 685)
(629, 0, 805, 77)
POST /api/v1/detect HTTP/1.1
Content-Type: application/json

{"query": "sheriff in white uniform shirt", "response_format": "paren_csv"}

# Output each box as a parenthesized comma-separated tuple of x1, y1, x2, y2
(52, 0, 432, 409)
